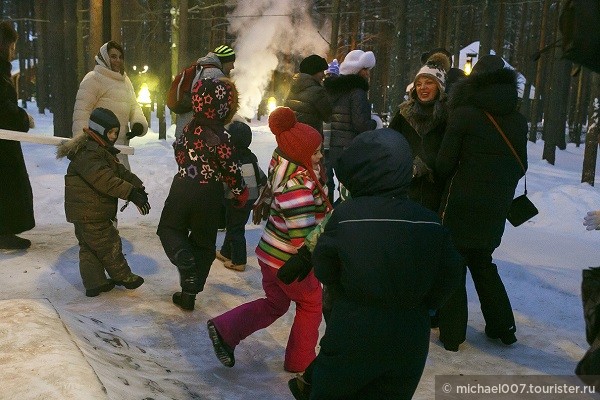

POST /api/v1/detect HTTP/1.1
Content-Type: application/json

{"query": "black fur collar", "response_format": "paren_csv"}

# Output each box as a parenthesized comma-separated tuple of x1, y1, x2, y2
(324, 74, 370, 93)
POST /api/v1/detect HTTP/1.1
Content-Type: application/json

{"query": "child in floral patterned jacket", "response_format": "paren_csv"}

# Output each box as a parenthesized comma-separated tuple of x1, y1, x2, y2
(157, 77, 247, 311)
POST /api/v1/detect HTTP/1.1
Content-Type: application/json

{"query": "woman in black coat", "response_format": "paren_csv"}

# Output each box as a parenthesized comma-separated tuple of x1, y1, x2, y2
(435, 55, 528, 351)
(0, 21, 35, 250)
(389, 58, 448, 213)
(307, 129, 462, 400)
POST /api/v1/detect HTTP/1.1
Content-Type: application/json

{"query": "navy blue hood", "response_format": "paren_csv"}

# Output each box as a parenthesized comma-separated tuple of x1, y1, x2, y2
(336, 128, 413, 198)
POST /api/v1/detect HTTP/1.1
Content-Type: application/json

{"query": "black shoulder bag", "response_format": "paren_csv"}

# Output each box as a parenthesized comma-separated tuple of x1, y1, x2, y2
(485, 111, 538, 227)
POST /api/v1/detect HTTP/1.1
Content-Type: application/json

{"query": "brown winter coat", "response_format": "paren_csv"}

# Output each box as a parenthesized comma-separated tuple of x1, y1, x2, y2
(56, 131, 143, 223)
(284, 72, 332, 135)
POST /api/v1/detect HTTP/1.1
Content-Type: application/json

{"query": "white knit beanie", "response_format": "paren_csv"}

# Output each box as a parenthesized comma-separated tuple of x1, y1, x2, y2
(413, 64, 446, 93)
(339, 50, 376, 75)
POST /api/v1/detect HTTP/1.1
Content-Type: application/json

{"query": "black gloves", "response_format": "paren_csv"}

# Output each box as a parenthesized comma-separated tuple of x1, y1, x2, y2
(126, 123, 144, 140)
(128, 187, 151, 215)
(277, 246, 313, 284)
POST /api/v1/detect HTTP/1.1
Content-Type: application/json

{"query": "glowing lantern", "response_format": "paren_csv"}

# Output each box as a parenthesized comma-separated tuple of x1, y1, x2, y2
(267, 96, 277, 114)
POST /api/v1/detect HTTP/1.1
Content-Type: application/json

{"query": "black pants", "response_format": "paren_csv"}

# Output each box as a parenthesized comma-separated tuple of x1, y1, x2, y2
(219, 198, 253, 265)
(310, 302, 430, 400)
(157, 176, 223, 294)
(438, 248, 516, 346)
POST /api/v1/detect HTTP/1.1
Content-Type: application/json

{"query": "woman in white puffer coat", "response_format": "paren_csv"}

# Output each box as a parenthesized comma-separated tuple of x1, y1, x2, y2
(72, 41, 148, 170)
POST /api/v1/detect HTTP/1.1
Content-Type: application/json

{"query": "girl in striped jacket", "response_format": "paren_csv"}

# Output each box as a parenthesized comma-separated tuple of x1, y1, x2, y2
(207, 107, 332, 373)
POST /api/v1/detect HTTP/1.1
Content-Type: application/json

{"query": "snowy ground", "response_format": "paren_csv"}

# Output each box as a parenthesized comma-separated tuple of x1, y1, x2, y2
(1, 108, 600, 399)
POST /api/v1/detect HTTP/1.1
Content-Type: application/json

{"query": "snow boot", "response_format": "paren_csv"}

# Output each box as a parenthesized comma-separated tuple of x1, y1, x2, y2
(85, 280, 115, 297)
(288, 375, 311, 400)
(223, 260, 246, 272)
(172, 292, 196, 311)
(215, 250, 231, 263)
(207, 320, 235, 367)
(0, 234, 31, 250)
(114, 273, 144, 289)
(485, 326, 517, 345)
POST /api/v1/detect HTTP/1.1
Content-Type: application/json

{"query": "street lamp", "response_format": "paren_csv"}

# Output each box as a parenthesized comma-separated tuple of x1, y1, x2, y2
(464, 52, 478, 75)
(137, 82, 152, 125)
(267, 96, 277, 114)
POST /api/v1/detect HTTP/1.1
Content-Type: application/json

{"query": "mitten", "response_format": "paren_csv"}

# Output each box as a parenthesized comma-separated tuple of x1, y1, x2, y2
(126, 123, 144, 140)
(128, 188, 151, 215)
(413, 155, 433, 181)
(277, 246, 313, 284)
(584, 211, 600, 231)
(233, 187, 249, 209)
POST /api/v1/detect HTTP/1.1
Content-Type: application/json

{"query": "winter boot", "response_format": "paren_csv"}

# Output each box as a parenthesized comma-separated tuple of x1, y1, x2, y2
(215, 250, 231, 263)
(171, 249, 201, 310)
(0, 234, 31, 250)
(114, 273, 144, 289)
(85, 280, 116, 297)
(223, 260, 246, 272)
(172, 292, 196, 311)
(207, 320, 235, 367)
(288, 375, 311, 400)
(485, 326, 517, 345)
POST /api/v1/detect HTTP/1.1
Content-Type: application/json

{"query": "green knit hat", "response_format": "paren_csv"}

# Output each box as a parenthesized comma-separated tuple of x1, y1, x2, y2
(213, 45, 235, 64)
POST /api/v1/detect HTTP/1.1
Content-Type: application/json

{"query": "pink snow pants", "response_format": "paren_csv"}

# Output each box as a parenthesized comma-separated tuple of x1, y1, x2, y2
(211, 260, 323, 372)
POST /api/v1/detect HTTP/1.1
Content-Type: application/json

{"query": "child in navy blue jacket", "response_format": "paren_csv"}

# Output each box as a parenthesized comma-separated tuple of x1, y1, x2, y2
(216, 121, 266, 271)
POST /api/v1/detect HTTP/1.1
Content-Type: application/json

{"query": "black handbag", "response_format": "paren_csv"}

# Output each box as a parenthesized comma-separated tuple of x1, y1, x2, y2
(507, 193, 539, 227)
(485, 112, 538, 227)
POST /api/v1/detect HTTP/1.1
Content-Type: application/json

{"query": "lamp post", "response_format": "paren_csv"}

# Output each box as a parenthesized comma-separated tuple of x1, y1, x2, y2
(464, 52, 478, 75)
(137, 82, 152, 127)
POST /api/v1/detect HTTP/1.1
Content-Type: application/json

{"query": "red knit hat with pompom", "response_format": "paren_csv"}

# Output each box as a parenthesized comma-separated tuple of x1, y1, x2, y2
(269, 107, 322, 169)
(268, 106, 332, 210)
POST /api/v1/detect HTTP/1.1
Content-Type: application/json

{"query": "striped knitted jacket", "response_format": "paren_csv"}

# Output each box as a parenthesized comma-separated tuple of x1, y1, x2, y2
(255, 150, 329, 269)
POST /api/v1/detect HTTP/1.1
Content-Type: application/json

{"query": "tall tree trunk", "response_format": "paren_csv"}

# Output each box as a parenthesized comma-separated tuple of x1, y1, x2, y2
(178, 0, 188, 70)
(436, 0, 449, 48)
(76, 0, 86, 80)
(582, 74, 600, 185)
(529, 0, 552, 142)
(63, 0, 78, 137)
(372, 0, 392, 116)
(111, 0, 121, 43)
(542, 4, 569, 164)
(48, 0, 68, 137)
(388, 0, 408, 113)
(16, 1, 29, 109)
(329, 0, 341, 60)
(452, 0, 463, 70)
(171, 0, 179, 79)
(495, 0, 505, 57)
(479, 0, 495, 57)
(34, 0, 48, 113)
(89, 0, 103, 71)
(572, 70, 585, 146)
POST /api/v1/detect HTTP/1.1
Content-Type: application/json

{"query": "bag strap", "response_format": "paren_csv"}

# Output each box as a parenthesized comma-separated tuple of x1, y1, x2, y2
(484, 111, 527, 194)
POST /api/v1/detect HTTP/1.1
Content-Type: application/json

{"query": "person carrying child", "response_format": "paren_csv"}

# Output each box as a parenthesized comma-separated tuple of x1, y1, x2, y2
(207, 106, 333, 373)
(57, 107, 150, 297)
(216, 121, 266, 272)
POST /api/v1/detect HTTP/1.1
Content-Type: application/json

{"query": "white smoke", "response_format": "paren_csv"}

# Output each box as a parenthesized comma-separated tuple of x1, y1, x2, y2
(228, 0, 329, 119)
